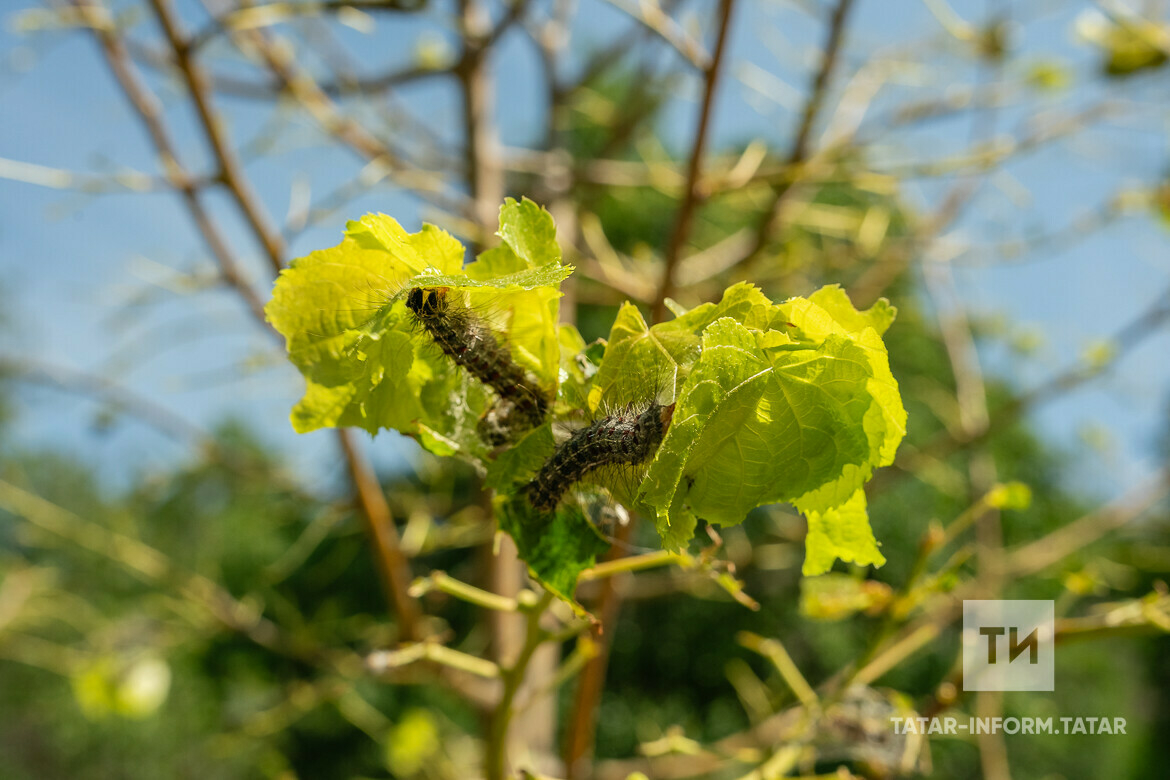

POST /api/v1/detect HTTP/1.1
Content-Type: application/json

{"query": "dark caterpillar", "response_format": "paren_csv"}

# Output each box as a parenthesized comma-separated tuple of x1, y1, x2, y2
(526, 402, 675, 512)
(405, 286, 550, 444)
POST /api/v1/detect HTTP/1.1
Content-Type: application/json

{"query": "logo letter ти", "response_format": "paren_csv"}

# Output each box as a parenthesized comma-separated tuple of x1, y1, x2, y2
(980, 626, 1005, 663)
(963, 601, 1054, 691)
(1009, 627, 1039, 664)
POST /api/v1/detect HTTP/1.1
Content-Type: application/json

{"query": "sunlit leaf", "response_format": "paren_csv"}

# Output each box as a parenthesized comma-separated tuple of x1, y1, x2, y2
(266, 199, 572, 456)
(269, 201, 906, 591)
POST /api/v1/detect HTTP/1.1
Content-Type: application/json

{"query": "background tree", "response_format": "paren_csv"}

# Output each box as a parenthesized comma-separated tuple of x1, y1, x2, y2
(1, 0, 1170, 778)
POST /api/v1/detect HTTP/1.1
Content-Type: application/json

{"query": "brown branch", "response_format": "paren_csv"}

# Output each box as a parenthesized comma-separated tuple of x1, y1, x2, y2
(124, 37, 449, 99)
(146, 0, 286, 274)
(209, 9, 474, 223)
(156, 0, 425, 642)
(338, 429, 423, 642)
(232, 29, 404, 164)
(72, 0, 270, 328)
(738, 0, 856, 271)
(891, 278, 1170, 477)
(563, 523, 634, 780)
(78, 0, 423, 640)
(651, 0, 736, 322)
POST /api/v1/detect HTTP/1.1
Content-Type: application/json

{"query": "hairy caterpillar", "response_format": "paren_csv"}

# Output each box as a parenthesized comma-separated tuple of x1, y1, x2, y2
(525, 402, 675, 513)
(405, 286, 550, 444)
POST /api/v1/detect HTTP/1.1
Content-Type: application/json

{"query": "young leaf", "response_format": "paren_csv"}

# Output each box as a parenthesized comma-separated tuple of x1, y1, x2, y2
(638, 286, 905, 574)
(495, 494, 610, 601)
(641, 318, 874, 544)
(265, 200, 572, 456)
(800, 488, 885, 576)
(586, 282, 775, 412)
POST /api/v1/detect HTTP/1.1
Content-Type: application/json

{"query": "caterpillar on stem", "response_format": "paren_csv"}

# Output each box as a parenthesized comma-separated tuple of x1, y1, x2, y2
(405, 286, 551, 444)
(525, 401, 675, 513)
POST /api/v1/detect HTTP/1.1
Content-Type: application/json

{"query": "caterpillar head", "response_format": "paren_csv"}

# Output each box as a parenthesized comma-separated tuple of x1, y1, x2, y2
(405, 286, 451, 320)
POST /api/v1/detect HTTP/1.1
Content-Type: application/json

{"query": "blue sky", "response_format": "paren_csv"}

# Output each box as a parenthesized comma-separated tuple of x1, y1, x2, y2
(1, 0, 1167, 501)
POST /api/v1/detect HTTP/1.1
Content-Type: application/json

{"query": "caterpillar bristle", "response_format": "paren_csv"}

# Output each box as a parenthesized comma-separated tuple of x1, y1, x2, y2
(525, 401, 675, 513)
(406, 285, 550, 444)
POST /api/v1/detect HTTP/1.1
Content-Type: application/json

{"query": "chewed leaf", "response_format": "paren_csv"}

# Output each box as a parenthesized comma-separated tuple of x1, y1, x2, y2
(586, 303, 688, 411)
(266, 203, 572, 454)
(495, 494, 610, 601)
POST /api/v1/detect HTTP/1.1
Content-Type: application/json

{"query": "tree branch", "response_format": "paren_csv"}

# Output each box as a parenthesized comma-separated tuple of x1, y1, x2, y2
(737, 0, 856, 272)
(79, 0, 423, 641)
(146, 0, 286, 274)
(652, 0, 736, 322)
(338, 429, 423, 642)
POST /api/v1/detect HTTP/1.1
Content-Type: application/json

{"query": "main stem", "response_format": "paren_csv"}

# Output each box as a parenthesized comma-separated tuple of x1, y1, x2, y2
(486, 591, 554, 780)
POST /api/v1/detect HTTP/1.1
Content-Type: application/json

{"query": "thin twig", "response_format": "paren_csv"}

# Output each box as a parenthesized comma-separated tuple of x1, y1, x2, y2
(563, 522, 633, 779)
(485, 590, 555, 780)
(0, 478, 329, 665)
(147, 0, 286, 274)
(1006, 467, 1170, 577)
(599, 0, 711, 71)
(74, 0, 270, 326)
(736, 0, 856, 271)
(125, 37, 449, 98)
(80, 0, 423, 641)
(652, 0, 736, 321)
(0, 354, 211, 447)
(893, 278, 1170, 476)
(189, 0, 427, 51)
(339, 429, 423, 642)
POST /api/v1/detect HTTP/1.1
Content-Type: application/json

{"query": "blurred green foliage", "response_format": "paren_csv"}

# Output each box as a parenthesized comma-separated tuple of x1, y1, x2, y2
(3, 187, 1166, 777)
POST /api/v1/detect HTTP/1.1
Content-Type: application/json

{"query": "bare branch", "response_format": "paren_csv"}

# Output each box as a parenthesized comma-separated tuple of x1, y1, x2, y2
(146, 0, 286, 274)
(338, 429, 424, 642)
(73, 0, 270, 326)
(189, 0, 427, 52)
(651, 0, 736, 321)
(77, 0, 425, 642)
(599, 0, 711, 71)
(0, 354, 210, 447)
(1006, 467, 1170, 577)
(737, 0, 856, 271)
